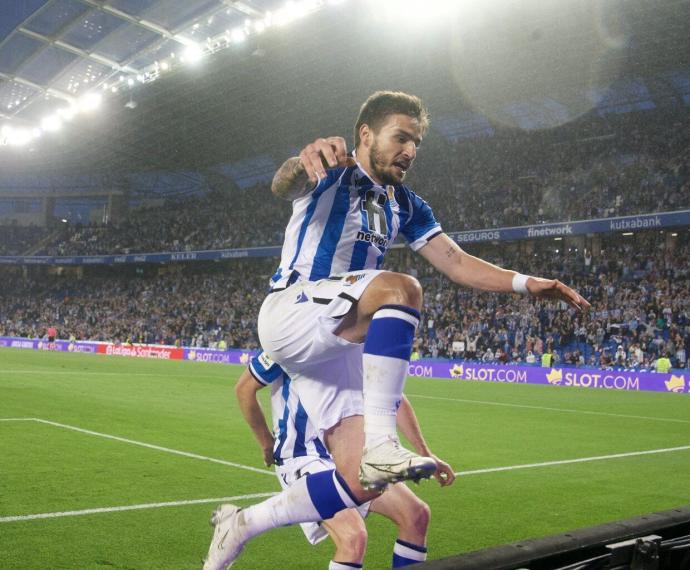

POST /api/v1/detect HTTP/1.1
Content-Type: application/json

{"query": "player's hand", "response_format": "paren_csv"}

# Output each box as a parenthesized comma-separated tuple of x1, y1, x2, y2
(298, 136, 357, 185)
(526, 277, 591, 312)
(262, 444, 274, 467)
(431, 454, 456, 487)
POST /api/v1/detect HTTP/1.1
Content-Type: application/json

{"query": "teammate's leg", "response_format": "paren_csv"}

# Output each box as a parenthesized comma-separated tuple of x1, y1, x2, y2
(325, 415, 380, 501)
(321, 509, 368, 570)
(369, 483, 430, 568)
(203, 469, 363, 570)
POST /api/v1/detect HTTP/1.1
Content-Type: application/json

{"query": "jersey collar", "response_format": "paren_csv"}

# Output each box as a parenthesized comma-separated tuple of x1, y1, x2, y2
(351, 149, 389, 192)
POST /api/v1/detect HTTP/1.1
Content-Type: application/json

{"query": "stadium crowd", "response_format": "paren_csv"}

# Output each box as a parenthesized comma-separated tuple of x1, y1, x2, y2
(417, 109, 690, 230)
(0, 108, 685, 258)
(1, 233, 688, 371)
(0, 224, 52, 256)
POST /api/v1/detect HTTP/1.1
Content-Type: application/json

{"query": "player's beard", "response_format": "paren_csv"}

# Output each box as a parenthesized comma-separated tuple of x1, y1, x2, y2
(369, 140, 404, 186)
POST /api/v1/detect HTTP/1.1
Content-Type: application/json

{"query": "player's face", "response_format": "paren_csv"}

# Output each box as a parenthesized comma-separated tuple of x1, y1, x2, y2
(367, 114, 422, 186)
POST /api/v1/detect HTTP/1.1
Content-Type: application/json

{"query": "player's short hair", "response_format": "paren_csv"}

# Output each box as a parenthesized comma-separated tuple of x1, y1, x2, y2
(354, 91, 429, 148)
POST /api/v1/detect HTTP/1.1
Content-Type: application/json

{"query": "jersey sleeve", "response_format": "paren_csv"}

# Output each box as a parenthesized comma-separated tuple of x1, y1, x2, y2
(398, 188, 442, 251)
(249, 351, 284, 385)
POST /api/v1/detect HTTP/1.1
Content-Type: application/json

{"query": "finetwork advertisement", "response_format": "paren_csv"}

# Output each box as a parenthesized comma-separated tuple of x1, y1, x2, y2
(0, 211, 687, 265)
(1, 336, 686, 395)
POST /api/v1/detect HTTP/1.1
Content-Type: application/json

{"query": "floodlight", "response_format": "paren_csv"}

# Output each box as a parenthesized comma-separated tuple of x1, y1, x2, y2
(231, 28, 246, 43)
(127, 77, 135, 86)
(368, 0, 458, 24)
(161, 61, 170, 71)
(58, 105, 78, 121)
(41, 115, 63, 132)
(7, 128, 34, 146)
(182, 44, 204, 63)
(78, 92, 102, 112)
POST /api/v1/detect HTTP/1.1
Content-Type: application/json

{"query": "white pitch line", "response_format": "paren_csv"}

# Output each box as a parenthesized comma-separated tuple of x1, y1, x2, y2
(0, 418, 35, 421)
(455, 444, 690, 476)
(29, 419, 274, 477)
(4, 445, 690, 524)
(407, 393, 690, 425)
(0, 492, 278, 523)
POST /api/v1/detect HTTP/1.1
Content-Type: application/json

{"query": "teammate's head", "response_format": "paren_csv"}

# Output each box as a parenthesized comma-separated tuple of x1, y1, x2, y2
(354, 91, 429, 185)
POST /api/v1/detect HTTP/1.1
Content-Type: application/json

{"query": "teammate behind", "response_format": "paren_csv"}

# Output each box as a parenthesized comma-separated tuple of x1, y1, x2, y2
(208, 352, 455, 569)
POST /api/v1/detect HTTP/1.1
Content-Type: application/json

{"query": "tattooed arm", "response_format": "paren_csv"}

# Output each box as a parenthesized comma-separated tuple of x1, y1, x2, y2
(271, 157, 314, 201)
(271, 136, 355, 201)
(419, 233, 589, 310)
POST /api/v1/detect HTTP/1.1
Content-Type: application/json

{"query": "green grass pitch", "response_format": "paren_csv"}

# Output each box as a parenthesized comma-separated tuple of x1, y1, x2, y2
(1, 348, 689, 569)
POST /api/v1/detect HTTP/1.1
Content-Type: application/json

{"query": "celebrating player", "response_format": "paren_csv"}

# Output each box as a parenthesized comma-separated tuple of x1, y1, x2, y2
(203, 91, 589, 569)
(226, 351, 454, 569)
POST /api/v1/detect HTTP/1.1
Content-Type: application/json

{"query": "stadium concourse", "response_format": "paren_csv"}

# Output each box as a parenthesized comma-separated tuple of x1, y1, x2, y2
(0, 229, 688, 371)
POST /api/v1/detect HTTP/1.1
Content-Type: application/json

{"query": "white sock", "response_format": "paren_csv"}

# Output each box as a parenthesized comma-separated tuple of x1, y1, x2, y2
(362, 305, 420, 449)
(363, 354, 407, 448)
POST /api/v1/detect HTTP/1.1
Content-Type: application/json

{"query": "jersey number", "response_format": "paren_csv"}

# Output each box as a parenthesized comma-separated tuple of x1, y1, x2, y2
(361, 191, 388, 235)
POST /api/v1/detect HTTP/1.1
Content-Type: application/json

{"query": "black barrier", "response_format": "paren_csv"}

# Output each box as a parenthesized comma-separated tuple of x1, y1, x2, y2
(417, 505, 690, 569)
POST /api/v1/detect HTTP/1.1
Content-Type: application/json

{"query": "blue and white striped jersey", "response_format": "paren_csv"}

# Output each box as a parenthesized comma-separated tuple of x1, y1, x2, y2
(249, 351, 331, 465)
(270, 160, 441, 289)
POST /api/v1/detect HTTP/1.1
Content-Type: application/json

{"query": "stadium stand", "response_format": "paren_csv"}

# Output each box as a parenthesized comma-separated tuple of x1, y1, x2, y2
(2, 230, 687, 370)
(5, 107, 684, 257)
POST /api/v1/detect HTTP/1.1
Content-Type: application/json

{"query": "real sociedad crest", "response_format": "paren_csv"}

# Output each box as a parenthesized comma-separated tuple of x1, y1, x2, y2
(386, 186, 399, 212)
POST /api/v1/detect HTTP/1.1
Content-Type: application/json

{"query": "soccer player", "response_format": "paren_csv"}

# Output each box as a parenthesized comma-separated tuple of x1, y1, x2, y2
(232, 351, 455, 568)
(203, 91, 589, 569)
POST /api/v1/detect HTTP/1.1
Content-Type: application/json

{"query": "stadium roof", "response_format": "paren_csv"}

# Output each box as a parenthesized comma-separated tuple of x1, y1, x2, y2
(0, 0, 285, 124)
(0, 0, 688, 178)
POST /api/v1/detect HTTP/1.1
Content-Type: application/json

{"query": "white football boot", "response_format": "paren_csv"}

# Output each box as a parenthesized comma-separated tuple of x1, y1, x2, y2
(202, 504, 246, 570)
(359, 436, 437, 490)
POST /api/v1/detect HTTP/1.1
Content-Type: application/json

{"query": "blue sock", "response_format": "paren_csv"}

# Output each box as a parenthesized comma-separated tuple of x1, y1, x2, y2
(363, 305, 420, 444)
(242, 470, 358, 540)
(392, 539, 427, 567)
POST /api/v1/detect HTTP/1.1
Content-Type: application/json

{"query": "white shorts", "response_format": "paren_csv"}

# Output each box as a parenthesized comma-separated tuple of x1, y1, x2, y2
(258, 270, 383, 435)
(276, 456, 371, 545)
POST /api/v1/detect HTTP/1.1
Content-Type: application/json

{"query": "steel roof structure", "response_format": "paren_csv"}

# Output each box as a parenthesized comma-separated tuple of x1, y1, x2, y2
(0, 0, 688, 178)
(0, 0, 282, 125)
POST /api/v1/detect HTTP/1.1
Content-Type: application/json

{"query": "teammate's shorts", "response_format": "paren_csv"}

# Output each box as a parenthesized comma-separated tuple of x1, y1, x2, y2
(276, 456, 371, 545)
(258, 270, 384, 435)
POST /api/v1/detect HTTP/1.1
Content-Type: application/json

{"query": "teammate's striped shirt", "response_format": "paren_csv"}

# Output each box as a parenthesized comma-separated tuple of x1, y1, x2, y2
(271, 159, 441, 289)
(249, 351, 331, 465)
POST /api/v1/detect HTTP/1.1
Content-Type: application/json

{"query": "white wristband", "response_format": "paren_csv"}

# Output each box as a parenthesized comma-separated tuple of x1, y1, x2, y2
(512, 273, 529, 294)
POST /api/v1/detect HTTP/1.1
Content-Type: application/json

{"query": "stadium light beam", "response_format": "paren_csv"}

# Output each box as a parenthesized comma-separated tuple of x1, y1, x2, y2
(231, 28, 246, 43)
(367, 0, 458, 25)
(181, 44, 205, 64)
(41, 115, 63, 133)
(78, 92, 103, 112)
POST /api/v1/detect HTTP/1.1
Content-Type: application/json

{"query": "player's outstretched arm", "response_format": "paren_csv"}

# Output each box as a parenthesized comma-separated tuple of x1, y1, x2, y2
(397, 395, 456, 487)
(271, 136, 355, 200)
(419, 233, 590, 312)
(235, 368, 275, 467)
